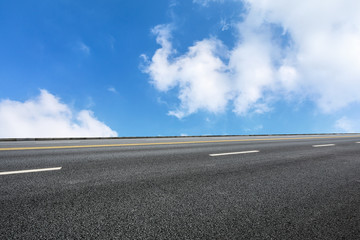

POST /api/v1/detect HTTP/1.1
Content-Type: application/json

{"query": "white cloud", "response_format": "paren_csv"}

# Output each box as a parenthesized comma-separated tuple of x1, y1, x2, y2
(220, 19, 230, 31)
(78, 42, 90, 55)
(107, 87, 118, 94)
(109, 35, 116, 50)
(144, 25, 231, 118)
(245, 0, 360, 113)
(193, 0, 224, 6)
(143, 24, 280, 118)
(0, 90, 117, 138)
(244, 124, 263, 132)
(335, 117, 360, 133)
(144, 0, 360, 119)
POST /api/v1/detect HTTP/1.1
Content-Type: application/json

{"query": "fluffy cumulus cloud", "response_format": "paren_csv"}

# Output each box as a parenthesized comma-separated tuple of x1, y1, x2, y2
(144, 0, 360, 119)
(0, 90, 117, 138)
(144, 25, 231, 118)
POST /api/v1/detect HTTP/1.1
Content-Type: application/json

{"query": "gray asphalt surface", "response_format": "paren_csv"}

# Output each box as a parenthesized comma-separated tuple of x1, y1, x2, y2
(1, 135, 360, 239)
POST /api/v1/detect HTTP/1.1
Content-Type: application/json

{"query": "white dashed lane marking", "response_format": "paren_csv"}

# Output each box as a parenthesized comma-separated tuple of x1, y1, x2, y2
(312, 144, 335, 148)
(209, 150, 259, 157)
(0, 167, 62, 176)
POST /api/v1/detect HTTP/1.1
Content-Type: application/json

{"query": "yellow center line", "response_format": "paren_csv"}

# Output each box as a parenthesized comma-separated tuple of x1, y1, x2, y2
(0, 135, 359, 151)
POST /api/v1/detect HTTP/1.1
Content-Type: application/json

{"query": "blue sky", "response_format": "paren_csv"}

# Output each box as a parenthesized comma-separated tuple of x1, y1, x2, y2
(1, 0, 360, 137)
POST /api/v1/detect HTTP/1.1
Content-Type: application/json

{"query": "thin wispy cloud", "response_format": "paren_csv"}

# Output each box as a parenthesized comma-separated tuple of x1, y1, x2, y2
(78, 41, 90, 55)
(0, 90, 117, 138)
(144, 0, 360, 120)
(220, 19, 230, 31)
(193, 0, 224, 7)
(109, 35, 116, 50)
(244, 125, 263, 133)
(108, 87, 118, 94)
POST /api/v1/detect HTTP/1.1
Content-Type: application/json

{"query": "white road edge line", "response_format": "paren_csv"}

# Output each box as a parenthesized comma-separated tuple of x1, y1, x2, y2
(210, 150, 259, 157)
(0, 167, 62, 176)
(312, 144, 335, 148)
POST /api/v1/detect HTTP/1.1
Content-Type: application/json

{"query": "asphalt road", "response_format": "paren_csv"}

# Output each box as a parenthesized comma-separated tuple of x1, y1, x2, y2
(1, 134, 360, 239)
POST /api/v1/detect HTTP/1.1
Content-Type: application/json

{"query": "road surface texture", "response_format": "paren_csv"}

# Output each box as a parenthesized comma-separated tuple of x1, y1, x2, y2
(1, 134, 360, 239)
